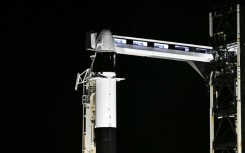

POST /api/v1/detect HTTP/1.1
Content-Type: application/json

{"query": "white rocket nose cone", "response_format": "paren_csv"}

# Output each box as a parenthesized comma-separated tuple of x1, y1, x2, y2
(96, 29, 116, 52)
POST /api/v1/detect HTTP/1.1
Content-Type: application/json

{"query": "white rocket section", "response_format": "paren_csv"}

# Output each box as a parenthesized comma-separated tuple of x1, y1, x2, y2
(95, 73, 117, 128)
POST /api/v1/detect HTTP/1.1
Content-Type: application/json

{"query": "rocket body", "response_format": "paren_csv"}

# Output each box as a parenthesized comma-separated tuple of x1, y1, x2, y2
(93, 30, 118, 153)
(95, 73, 117, 153)
(95, 75, 117, 128)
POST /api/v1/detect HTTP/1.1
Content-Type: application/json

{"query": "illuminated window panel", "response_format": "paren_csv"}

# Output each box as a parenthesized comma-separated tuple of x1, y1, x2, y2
(133, 41, 148, 47)
(154, 43, 169, 49)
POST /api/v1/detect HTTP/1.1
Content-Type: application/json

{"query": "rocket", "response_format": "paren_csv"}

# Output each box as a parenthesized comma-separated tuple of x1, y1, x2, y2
(93, 30, 118, 153)
(77, 30, 122, 153)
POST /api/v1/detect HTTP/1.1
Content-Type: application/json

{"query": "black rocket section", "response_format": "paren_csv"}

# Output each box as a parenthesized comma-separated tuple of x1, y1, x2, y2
(96, 128, 117, 153)
(92, 52, 117, 73)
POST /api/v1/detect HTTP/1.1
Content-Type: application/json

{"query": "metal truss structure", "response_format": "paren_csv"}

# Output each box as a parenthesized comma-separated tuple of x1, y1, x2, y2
(209, 1, 244, 153)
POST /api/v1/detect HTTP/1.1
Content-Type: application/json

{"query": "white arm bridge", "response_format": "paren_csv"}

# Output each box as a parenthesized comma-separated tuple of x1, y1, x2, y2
(87, 30, 213, 63)
(113, 35, 213, 62)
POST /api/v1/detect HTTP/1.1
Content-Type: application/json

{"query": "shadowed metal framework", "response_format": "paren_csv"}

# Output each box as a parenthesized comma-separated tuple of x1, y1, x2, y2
(209, 1, 244, 153)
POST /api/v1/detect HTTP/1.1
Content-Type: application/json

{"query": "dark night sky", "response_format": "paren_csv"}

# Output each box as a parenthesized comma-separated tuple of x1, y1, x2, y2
(6, 0, 213, 153)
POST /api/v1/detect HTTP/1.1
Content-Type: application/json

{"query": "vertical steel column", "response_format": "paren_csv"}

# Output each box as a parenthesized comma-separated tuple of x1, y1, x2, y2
(236, 4, 242, 153)
(82, 80, 96, 153)
(210, 73, 214, 153)
(209, 12, 214, 153)
(209, 1, 240, 152)
(209, 12, 213, 38)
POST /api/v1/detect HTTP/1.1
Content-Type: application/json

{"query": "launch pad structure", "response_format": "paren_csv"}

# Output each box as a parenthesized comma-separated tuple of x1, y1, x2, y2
(75, 1, 245, 153)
